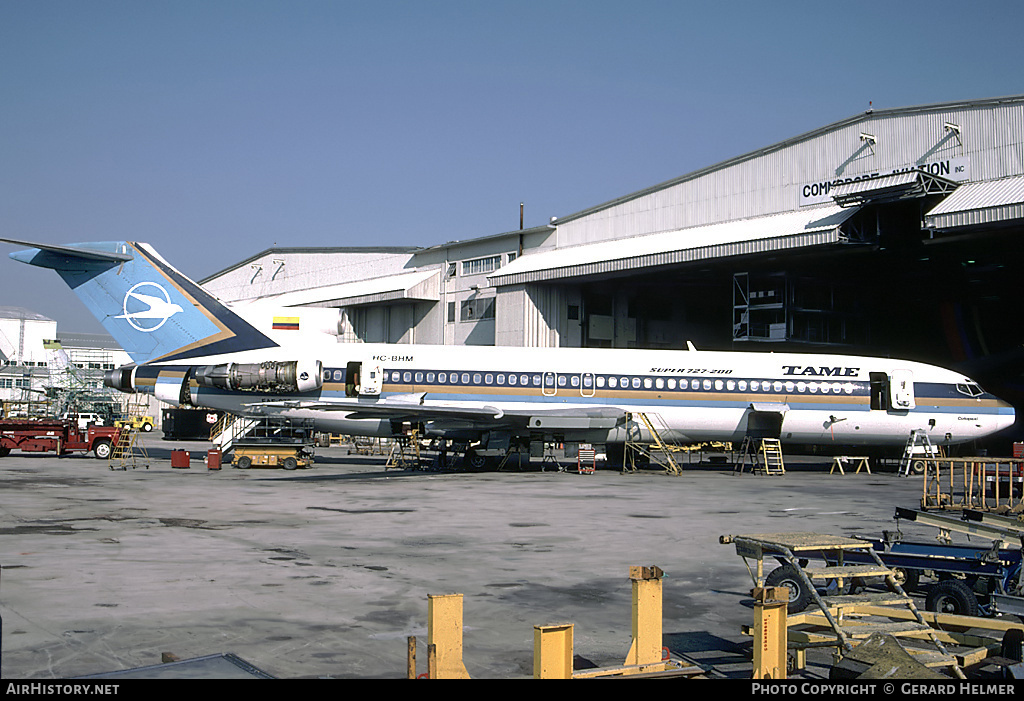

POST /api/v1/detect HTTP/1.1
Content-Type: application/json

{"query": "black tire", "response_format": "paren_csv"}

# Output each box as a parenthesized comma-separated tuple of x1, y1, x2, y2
(765, 564, 813, 613)
(141, 422, 153, 432)
(236, 455, 252, 469)
(93, 439, 112, 460)
(282, 457, 298, 470)
(464, 450, 490, 471)
(0, 446, 10, 457)
(926, 579, 979, 617)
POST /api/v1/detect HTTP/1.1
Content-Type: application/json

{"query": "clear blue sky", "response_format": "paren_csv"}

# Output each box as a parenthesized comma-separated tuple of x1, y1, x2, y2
(2, 0, 1022, 333)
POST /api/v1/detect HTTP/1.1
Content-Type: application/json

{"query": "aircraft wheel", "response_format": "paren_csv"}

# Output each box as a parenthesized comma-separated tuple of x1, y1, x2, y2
(236, 456, 252, 469)
(765, 564, 813, 613)
(911, 460, 927, 475)
(926, 579, 979, 617)
(465, 450, 490, 471)
(93, 439, 112, 460)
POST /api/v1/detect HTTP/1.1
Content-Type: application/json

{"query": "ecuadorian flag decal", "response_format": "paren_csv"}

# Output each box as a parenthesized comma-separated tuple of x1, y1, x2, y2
(273, 317, 301, 331)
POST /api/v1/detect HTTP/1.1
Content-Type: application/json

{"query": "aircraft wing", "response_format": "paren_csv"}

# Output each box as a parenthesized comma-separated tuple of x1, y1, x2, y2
(246, 395, 627, 429)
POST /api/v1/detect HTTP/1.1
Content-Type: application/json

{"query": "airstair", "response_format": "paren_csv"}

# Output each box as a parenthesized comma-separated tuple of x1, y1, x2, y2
(211, 414, 260, 452)
(735, 437, 785, 475)
(625, 412, 682, 475)
(723, 532, 966, 678)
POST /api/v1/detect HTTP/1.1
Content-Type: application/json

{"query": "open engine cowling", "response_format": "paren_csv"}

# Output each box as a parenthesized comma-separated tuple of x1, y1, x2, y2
(193, 360, 323, 393)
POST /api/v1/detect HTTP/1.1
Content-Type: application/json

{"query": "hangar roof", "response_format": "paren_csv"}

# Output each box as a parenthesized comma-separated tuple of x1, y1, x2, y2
(489, 204, 856, 286)
(925, 174, 1024, 230)
(253, 268, 439, 308)
(551, 94, 1024, 227)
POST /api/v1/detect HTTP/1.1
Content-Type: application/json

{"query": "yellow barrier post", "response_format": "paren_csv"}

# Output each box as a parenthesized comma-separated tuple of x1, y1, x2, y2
(753, 586, 789, 679)
(533, 624, 574, 679)
(427, 593, 470, 678)
(624, 565, 664, 667)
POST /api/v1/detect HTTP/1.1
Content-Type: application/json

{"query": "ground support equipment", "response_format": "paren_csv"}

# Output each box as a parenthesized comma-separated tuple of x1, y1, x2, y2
(624, 413, 683, 475)
(892, 507, 1024, 618)
(735, 437, 785, 475)
(721, 532, 967, 678)
(232, 443, 313, 470)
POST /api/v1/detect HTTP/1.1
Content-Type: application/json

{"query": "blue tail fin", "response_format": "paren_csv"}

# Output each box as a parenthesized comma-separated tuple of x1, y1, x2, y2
(5, 239, 277, 363)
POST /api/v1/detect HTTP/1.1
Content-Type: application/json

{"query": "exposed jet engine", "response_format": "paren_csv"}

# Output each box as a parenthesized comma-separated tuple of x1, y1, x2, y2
(193, 360, 323, 393)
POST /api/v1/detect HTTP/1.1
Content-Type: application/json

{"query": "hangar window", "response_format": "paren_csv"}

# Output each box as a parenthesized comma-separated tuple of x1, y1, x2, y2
(462, 256, 501, 276)
(461, 298, 495, 322)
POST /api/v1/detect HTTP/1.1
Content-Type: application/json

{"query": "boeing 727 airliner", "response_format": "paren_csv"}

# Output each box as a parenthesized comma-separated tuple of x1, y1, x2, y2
(3, 238, 1015, 466)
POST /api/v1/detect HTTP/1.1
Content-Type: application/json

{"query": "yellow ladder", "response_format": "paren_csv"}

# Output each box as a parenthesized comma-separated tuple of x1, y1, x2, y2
(759, 438, 785, 475)
(627, 413, 682, 475)
(109, 426, 147, 470)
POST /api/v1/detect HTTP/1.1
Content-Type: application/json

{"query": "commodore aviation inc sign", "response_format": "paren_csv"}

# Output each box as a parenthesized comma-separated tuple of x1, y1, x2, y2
(117, 282, 184, 332)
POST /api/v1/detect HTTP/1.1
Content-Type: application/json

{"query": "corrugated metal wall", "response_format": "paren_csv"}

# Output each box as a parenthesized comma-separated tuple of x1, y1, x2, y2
(556, 98, 1024, 248)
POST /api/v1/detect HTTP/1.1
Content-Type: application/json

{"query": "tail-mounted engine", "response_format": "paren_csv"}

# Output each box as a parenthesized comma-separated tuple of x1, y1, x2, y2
(193, 360, 323, 394)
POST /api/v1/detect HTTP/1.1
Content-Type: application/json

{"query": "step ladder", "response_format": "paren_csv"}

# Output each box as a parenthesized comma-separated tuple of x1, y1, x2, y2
(735, 437, 785, 475)
(899, 429, 941, 476)
(109, 425, 148, 470)
(724, 532, 966, 678)
(385, 429, 422, 470)
(626, 413, 682, 475)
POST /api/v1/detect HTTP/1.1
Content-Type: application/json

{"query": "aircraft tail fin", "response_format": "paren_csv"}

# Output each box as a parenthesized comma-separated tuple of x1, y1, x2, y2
(4, 239, 277, 363)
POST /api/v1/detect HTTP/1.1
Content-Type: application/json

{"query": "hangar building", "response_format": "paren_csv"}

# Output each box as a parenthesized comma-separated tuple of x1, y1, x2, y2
(201, 95, 1024, 439)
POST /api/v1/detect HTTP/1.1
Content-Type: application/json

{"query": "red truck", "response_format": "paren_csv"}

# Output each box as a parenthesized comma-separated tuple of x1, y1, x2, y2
(0, 418, 122, 459)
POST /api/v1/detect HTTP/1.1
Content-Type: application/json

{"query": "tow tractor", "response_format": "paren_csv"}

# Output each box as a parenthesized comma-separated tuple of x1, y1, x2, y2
(0, 417, 122, 459)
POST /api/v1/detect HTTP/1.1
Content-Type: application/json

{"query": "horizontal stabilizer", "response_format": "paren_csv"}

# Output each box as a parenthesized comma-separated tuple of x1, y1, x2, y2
(3, 238, 133, 265)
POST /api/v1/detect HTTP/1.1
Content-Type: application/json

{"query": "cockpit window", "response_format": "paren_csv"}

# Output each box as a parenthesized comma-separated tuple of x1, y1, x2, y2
(956, 382, 984, 398)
